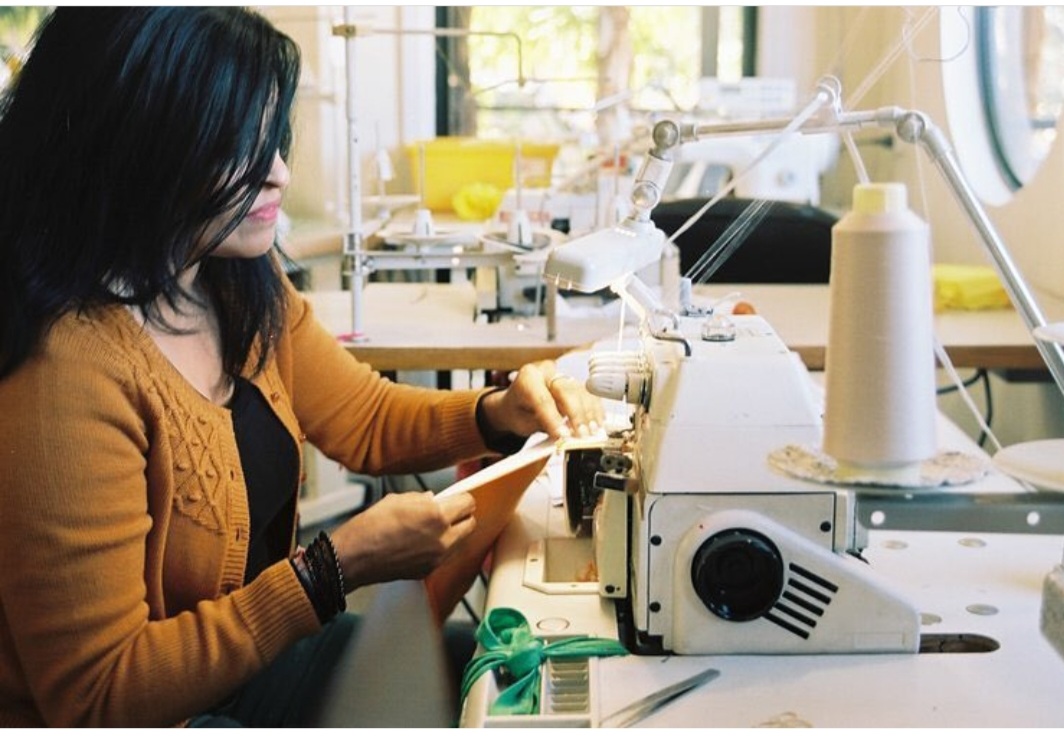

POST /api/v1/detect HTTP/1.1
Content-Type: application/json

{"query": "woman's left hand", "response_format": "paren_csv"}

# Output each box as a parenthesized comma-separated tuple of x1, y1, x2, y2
(478, 360, 605, 442)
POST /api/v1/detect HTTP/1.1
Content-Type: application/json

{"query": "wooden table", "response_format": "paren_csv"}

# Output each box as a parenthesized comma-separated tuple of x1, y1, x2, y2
(304, 282, 1064, 374)
(306, 284, 617, 373)
(692, 283, 1064, 372)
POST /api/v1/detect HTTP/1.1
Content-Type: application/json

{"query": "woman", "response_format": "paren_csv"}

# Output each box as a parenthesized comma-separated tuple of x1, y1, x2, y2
(0, 8, 602, 727)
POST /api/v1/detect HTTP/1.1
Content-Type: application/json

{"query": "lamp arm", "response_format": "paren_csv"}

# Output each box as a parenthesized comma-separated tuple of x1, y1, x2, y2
(686, 90, 1064, 400)
(623, 119, 682, 223)
(899, 111, 1064, 398)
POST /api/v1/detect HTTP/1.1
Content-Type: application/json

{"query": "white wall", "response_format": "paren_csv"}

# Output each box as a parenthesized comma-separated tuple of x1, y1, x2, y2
(759, 6, 1064, 299)
(263, 5, 437, 228)
(759, 6, 1064, 446)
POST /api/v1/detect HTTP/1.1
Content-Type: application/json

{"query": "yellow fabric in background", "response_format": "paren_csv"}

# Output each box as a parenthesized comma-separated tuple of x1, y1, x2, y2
(932, 263, 1011, 312)
(452, 182, 503, 221)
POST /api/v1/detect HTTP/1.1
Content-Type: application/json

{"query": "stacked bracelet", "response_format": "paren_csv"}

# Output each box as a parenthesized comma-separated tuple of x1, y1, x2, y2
(290, 531, 347, 624)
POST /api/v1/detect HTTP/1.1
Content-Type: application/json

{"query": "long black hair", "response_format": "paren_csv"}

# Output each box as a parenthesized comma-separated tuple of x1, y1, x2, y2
(0, 7, 301, 378)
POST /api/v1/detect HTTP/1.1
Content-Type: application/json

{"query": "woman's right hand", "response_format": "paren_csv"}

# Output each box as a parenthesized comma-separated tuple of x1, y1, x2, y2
(329, 490, 476, 591)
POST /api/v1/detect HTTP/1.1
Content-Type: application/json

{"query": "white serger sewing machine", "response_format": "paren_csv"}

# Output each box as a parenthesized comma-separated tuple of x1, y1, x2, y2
(535, 108, 920, 656)
(554, 305, 920, 656)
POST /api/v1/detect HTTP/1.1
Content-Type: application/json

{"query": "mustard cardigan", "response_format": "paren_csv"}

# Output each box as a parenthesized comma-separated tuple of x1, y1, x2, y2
(0, 281, 493, 727)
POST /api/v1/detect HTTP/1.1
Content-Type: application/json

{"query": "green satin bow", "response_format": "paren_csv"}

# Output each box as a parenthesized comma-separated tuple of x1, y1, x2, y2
(460, 607, 629, 716)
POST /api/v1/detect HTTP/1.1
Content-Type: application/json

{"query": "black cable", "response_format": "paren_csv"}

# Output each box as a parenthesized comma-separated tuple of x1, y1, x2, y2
(936, 368, 987, 394)
(458, 595, 482, 626)
(936, 368, 994, 448)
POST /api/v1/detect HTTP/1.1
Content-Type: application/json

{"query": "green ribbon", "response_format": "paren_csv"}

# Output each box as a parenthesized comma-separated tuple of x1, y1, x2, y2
(459, 607, 629, 716)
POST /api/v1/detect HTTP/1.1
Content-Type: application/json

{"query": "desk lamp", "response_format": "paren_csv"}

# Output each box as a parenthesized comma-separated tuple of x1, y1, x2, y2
(545, 78, 838, 337)
(543, 120, 673, 333)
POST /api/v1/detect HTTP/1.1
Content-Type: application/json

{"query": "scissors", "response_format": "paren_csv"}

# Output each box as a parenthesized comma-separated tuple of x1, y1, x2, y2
(598, 666, 720, 728)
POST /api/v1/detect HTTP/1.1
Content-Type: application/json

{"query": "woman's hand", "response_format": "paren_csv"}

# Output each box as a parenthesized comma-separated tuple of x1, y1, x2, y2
(329, 490, 476, 591)
(478, 360, 605, 442)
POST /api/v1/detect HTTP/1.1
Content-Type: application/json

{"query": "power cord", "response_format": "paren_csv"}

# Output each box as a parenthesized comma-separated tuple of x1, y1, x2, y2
(937, 368, 993, 448)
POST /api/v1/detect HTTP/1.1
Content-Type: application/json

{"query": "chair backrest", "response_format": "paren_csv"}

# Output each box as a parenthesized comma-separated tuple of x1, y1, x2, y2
(651, 197, 837, 284)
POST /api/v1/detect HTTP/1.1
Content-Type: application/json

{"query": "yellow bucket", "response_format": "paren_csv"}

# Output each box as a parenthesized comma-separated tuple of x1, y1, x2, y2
(405, 137, 559, 212)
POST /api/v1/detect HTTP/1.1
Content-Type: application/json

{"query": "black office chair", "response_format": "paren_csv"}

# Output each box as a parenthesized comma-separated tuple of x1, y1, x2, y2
(651, 197, 837, 284)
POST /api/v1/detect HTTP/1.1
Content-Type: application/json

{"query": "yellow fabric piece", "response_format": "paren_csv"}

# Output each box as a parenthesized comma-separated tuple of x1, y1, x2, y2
(452, 182, 503, 222)
(932, 263, 1011, 312)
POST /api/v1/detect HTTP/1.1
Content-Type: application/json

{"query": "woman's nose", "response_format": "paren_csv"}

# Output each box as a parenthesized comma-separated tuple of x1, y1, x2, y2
(267, 152, 290, 190)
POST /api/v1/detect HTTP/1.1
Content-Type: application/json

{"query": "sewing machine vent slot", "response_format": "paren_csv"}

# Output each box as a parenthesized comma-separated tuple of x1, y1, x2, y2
(540, 658, 591, 716)
(763, 563, 839, 639)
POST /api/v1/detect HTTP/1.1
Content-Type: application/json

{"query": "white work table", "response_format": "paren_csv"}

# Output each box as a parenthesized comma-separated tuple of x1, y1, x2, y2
(463, 439, 1064, 728)
(459, 344, 1064, 728)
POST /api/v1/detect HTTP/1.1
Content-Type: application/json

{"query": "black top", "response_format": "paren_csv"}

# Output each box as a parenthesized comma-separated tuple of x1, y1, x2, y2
(228, 376, 300, 584)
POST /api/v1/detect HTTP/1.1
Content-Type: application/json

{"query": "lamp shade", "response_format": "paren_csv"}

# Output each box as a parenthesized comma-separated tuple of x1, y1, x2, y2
(544, 218, 665, 293)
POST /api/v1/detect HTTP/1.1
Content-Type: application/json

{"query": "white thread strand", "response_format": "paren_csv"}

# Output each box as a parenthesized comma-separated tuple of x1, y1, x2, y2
(674, 87, 833, 283)
(687, 198, 775, 285)
(933, 336, 1003, 454)
(846, 6, 937, 109)
(842, 131, 871, 185)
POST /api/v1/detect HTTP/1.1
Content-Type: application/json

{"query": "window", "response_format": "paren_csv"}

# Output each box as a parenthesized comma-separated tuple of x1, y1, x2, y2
(436, 7, 755, 144)
(975, 6, 1064, 192)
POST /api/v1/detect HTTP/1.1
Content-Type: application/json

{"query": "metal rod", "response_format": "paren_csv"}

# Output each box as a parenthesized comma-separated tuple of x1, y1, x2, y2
(362, 250, 514, 272)
(907, 115, 1064, 398)
(684, 93, 1064, 402)
(332, 17, 530, 341)
(332, 24, 525, 88)
(857, 491, 1064, 535)
(341, 6, 367, 341)
(687, 106, 907, 140)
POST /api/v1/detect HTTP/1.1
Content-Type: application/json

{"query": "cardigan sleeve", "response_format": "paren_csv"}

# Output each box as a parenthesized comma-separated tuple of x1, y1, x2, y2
(276, 283, 495, 476)
(0, 321, 319, 727)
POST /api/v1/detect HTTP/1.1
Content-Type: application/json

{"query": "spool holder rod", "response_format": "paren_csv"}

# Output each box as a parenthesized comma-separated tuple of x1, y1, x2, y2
(682, 86, 1064, 402)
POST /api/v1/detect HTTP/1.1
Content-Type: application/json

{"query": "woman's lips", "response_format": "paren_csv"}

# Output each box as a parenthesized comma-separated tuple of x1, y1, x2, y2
(247, 202, 280, 223)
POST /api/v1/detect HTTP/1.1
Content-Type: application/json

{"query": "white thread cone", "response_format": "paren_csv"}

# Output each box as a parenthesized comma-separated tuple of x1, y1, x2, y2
(822, 183, 937, 485)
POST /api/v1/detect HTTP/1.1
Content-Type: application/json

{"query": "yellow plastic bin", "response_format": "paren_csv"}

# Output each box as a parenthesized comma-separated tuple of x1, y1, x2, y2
(405, 137, 559, 213)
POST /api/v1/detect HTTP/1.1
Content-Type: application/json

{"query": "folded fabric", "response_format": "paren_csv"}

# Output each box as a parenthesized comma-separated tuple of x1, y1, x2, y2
(932, 263, 1011, 311)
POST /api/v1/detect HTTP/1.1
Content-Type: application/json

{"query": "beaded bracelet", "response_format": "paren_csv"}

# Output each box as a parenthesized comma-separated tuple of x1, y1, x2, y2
(290, 531, 347, 624)
(317, 531, 346, 606)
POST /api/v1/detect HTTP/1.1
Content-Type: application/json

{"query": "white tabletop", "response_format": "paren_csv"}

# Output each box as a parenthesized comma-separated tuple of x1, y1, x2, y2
(465, 459, 1064, 727)
(461, 349, 1064, 727)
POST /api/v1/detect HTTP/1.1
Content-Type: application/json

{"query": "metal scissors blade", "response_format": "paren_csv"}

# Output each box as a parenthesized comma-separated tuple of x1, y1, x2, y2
(598, 666, 720, 728)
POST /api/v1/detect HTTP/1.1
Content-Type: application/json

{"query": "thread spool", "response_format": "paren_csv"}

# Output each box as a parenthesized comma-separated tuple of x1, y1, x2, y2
(822, 183, 937, 485)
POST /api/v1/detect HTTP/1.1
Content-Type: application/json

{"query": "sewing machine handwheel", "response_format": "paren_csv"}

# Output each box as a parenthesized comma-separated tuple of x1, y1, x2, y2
(690, 528, 784, 622)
